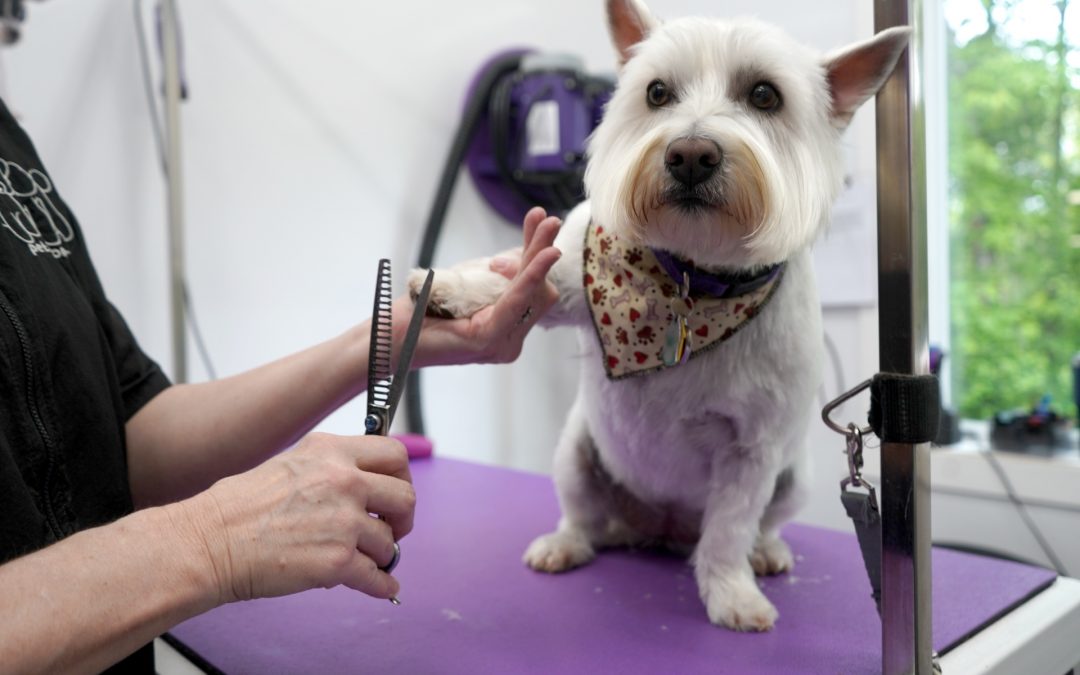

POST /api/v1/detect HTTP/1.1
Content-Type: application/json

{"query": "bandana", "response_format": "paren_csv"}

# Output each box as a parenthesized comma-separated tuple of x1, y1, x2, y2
(583, 222, 785, 379)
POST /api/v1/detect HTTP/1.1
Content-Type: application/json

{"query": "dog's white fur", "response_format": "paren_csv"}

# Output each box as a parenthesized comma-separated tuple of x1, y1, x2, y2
(411, 1, 909, 631)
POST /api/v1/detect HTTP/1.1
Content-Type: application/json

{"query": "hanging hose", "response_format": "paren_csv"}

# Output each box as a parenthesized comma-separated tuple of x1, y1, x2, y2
(406, 52, 527, 435)
(406, 52, 612, 434)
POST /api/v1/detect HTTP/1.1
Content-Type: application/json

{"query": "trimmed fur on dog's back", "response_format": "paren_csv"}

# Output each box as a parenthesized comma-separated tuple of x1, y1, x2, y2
(410, 0, 909, 631)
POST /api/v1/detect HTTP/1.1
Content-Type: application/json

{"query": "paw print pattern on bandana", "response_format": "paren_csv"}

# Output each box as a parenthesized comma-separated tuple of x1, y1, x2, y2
(582, 222, 784, 379)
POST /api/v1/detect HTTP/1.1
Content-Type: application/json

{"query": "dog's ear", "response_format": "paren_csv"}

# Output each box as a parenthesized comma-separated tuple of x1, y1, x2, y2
(823, 26, 912, 128)
(606, 0, 658, 67)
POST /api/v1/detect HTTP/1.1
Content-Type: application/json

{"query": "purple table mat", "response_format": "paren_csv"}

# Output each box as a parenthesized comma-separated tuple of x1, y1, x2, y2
(169, 457, 1056, 674)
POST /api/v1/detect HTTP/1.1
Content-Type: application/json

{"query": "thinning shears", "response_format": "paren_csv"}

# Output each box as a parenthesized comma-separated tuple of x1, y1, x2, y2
(364, 259, 433, 606)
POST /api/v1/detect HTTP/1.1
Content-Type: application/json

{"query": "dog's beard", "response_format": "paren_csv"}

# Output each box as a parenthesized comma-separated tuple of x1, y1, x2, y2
(658, 182, 723, 214)
(605, 133, 771, 267)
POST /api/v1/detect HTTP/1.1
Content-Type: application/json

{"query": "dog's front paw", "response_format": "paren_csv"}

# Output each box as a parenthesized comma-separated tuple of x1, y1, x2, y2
(749, 534, 793, 576)
(523, 530, 596, 573)
(700, 574, 778, 631)
(407, 261, 509, 319)
(406, 267, 456, 318)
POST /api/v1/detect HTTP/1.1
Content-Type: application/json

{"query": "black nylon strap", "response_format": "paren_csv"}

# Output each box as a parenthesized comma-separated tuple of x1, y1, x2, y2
(868, 373, 940, 444)
(841, 490, 883, 613)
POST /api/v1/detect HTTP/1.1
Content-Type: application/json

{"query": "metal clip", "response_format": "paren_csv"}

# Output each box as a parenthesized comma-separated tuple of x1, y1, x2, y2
(821, 378, 873, 437)
(823, 380, 878, 506)
(843, 423, 865, 487)
(838, 421, 872, 479)
(840, 424, 877, 508)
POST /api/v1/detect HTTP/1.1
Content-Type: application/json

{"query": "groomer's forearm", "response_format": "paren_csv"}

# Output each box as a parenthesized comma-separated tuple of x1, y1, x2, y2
(0, 502, 218, 674)
(126, 323, 370, 507)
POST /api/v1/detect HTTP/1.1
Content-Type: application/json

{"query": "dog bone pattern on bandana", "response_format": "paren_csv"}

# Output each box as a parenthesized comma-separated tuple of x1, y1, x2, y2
(583, 222, 784, 380)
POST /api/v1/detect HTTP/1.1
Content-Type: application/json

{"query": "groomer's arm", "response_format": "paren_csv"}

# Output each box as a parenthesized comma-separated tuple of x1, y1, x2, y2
(126, 208, 560, 507)
(0, 433, 411, 674)
(0, 498, 220, 674)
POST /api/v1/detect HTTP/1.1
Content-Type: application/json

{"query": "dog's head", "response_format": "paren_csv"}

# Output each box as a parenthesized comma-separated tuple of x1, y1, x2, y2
(585, 0, 910, 269)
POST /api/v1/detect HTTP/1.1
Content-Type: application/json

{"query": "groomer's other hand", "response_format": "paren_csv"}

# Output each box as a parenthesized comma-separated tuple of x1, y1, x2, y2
(406, 206, 561, 367)
(486, 206, 557, 281)
(177, 433, 414, 604)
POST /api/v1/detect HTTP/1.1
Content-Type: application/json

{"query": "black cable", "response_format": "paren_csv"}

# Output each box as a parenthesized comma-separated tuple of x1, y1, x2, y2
(133, 0, 218, 381)
(980, 448, 1069, 576)
(823, 329, 846, 402)
(406, 52, 526, 435)
(413, 62, 530, 269)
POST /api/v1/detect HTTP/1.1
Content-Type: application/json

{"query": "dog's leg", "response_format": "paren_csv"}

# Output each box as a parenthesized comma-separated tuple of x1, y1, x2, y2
(750, 457, 808, 576)
(693, 453, 784, 631)
(407, 204, 591, 325)
(523, 397, 640, 572)
(523, 398, 599, 572)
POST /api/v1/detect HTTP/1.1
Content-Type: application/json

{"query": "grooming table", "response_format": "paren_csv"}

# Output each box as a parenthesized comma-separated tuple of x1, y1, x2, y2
(167, 458, 1080, 674)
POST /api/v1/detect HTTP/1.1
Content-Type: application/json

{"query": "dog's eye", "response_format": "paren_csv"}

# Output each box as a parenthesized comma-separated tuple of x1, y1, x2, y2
(749, 82, 781, 112)
(646, 79, 672, 108)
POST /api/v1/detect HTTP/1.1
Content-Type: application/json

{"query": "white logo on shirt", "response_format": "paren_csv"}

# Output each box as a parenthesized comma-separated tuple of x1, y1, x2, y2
(0, 157, 74, 259)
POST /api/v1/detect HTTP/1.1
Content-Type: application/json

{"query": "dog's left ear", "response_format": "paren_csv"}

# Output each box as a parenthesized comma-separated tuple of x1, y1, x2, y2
(823, 26, 912, 128)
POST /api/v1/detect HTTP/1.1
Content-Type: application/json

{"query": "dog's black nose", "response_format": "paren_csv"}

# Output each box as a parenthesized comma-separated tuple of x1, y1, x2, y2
(664, 138, 722, 188)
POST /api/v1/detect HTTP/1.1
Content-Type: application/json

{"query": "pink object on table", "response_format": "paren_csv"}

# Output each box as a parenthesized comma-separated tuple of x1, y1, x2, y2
(392, 433, 433, 459)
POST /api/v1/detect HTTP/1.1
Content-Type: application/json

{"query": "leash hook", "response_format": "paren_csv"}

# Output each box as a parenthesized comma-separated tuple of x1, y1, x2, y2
(822, 379, 878, 503)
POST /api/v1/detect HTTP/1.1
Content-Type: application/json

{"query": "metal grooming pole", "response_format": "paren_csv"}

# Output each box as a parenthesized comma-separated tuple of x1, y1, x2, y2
(874, 1, 933, 673)
(161, 0, 187, 383)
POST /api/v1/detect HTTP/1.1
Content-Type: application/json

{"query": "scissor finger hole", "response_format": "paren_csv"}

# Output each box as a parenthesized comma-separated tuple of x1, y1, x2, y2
(379, 541, 401, 573)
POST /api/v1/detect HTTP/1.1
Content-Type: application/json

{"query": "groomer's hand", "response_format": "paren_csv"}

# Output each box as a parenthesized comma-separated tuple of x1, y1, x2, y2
(176, 433, 414, 604)
(406, 206, 561, 366)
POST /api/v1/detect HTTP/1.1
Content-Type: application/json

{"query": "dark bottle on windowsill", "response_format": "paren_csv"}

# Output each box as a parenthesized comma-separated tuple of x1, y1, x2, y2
(991, 395, 1073, 456)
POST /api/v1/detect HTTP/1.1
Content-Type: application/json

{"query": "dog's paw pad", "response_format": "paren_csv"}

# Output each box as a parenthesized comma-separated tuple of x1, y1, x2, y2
(750, 535, 793, 577)
(523, 531, 595, 573)
(701, 578, 778, 632)
(407, 268, 462, 318)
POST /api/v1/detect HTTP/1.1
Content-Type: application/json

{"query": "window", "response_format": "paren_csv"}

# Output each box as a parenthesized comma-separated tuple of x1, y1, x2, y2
(941, 0, 1079, 422)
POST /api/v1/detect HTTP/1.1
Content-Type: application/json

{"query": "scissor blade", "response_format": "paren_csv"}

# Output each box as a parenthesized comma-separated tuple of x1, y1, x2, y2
(367, 259, 394, 409)
(385, 269, 434, 427)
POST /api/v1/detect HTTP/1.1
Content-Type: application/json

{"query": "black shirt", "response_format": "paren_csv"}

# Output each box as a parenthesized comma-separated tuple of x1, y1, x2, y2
(0, 98, 171, 673)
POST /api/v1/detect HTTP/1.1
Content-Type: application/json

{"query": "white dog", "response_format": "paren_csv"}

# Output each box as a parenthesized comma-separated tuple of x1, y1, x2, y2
(412, 0, 909, 631)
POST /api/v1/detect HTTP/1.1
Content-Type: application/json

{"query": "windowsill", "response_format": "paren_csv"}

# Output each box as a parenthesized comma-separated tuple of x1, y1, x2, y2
(950, 419, 1080, 462)
(861, 420, 1080, 511)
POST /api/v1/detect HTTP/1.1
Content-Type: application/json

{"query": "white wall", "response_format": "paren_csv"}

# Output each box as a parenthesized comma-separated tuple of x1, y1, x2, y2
(1, 0, 883, 533)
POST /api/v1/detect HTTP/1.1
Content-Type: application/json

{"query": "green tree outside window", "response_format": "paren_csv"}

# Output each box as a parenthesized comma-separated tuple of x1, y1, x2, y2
(947, 0, 1080, 420)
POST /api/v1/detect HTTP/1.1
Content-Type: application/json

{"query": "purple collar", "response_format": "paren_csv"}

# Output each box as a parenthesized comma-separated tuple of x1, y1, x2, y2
(650, 248, 785, 298)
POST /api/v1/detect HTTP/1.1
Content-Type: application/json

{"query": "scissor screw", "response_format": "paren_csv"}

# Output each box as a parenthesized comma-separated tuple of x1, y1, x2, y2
(364, 414, 382, 434)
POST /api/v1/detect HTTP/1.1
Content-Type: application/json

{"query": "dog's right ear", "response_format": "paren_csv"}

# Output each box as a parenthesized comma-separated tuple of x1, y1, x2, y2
(606, 0, 658, 67)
